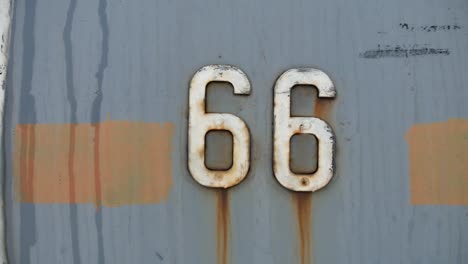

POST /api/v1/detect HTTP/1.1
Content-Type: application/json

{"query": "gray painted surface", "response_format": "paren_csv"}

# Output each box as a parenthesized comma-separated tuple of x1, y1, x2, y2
(4, 0, 468, 263)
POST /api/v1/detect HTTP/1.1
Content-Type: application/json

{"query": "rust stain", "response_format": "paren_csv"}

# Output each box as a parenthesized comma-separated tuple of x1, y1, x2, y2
(314, 97, 334, 121)
(13, 120, 175, 207)
(216, 189, 230, 264)
(406, 118, 468, 205)
(291, 95, 334, 264)
(294, 193, 312, 264)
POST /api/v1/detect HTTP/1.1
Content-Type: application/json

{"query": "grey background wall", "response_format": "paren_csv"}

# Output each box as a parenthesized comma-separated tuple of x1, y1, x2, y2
(4, 0, 468, 263)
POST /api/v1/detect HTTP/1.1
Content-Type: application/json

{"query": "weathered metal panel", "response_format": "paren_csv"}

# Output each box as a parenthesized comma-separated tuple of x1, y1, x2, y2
(0, 0, 13, 262)
(3, 0, 468, 263)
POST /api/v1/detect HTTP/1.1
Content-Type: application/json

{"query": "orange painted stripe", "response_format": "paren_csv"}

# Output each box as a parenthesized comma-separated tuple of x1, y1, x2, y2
(406, 118, 468, 205)
(13, 120, 174, 207)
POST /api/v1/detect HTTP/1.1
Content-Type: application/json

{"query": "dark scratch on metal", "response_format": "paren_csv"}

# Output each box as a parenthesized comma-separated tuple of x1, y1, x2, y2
(63, 0, 81, 263)
(360, 45, 450, 59)
(155, 251, 164, 261)
(93, 0, 109, 264)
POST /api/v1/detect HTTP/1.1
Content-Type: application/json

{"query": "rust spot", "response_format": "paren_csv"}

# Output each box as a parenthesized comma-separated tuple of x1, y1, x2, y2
(406, 118, 468, 205)
(198, 100, 205, 112)
(198, 147, 205, 158)
(314, 98, 334, 121)
(13, 121, 175, 207)
(217, 189, 230, 264)
(214, 173, 224, 180)
(293, 193, 312, 264)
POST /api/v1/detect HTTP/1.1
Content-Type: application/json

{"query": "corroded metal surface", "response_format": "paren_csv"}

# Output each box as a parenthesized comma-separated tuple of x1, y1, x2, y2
(0, 0, 13, 263)
(3, 0, 468, 264)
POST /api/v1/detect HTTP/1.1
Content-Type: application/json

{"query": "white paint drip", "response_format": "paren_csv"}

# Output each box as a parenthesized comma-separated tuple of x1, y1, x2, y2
(0, 0, 12, 262)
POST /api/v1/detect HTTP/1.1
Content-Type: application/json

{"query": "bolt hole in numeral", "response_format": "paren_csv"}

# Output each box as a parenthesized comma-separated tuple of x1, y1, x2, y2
(188, 65, 336, 191)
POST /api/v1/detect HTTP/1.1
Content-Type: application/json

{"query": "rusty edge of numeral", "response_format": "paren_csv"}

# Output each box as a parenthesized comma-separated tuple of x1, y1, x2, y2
(188, 65, 251, 188)
(273, 68, 336, 192)
(0, 0, 13, 262)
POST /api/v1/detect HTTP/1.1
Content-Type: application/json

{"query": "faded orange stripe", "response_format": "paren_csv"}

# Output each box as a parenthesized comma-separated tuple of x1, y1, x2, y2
(406, 118, 468, 205)
(13, 121, 174, 207)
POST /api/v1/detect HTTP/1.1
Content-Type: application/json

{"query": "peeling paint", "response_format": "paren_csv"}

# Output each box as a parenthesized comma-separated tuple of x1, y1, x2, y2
(13, 121, 175, 207)
(0, 0, 12, 91)
(0, 0, 13, 262)
(406, 118, 468, 205)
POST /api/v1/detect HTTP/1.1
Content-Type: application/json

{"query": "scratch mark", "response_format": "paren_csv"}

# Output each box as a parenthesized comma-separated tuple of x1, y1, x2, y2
(360, 44, 450, 59)
(155, 251, 164, 261)
(399, 23, 461, 32)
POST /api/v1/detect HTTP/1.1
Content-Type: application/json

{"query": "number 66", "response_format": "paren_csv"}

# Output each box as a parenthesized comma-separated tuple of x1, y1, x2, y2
(188, 65, 336, 192)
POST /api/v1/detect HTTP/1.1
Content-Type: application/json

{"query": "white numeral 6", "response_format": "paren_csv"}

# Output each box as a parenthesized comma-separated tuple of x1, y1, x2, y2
(273, 68, 336, 192)
(188, 65, 251, 188)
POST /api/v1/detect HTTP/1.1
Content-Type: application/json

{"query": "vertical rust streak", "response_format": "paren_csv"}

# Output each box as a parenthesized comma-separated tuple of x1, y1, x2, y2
(217, 190, 230, 264)
(314, 98, 333, 121)
(292, 95, 334, 264)
(93, 124, 102, 208)
(68, 124, 77, 203)
(294, 193, 312, 264)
